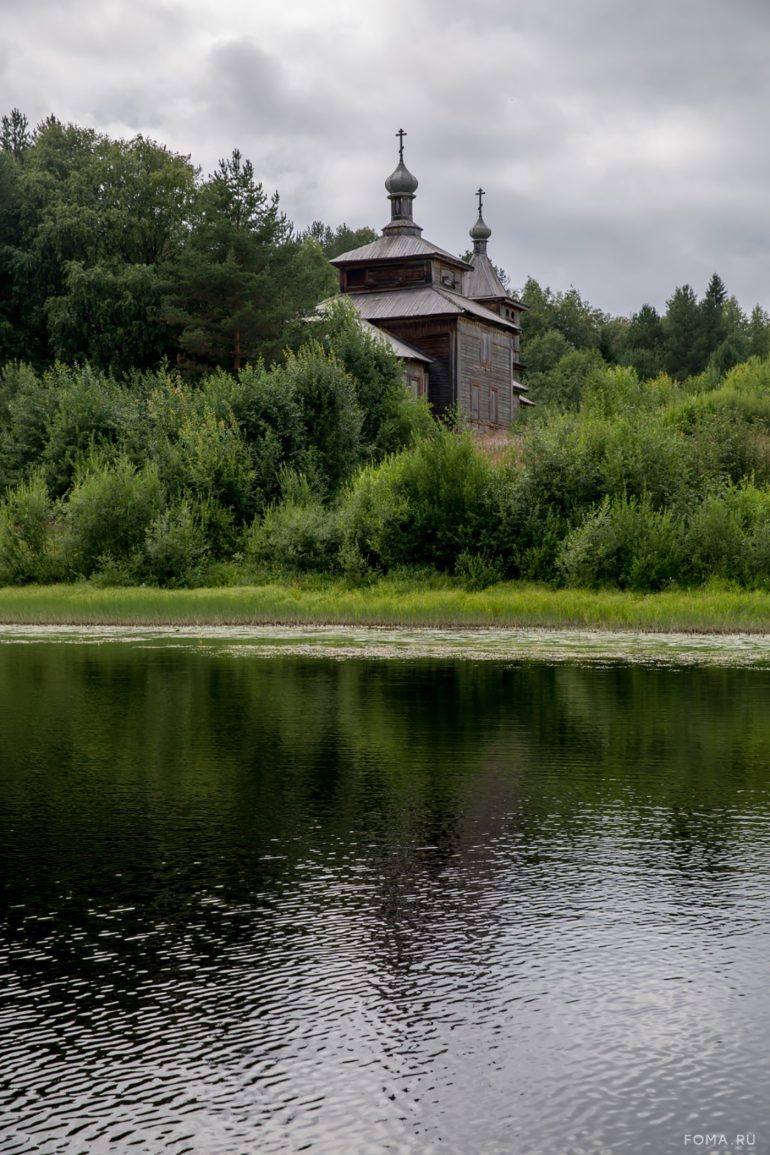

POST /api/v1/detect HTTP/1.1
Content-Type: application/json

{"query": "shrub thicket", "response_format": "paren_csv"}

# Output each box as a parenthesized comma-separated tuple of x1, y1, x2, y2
(3, 341, 770, 592)
(339, 424, 502, 574)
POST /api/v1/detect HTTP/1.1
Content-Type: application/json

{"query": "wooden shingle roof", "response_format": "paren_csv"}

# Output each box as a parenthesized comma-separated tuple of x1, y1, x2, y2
(331, 234, 471, 269)
(347, 285, 521, 332)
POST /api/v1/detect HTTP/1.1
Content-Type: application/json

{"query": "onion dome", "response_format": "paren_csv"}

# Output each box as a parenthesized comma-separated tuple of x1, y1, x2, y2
(382, 129, 421, 237)
(470, 188, 491, 252)
(385, 158, 419, 196)
(470, 211, 492, 243)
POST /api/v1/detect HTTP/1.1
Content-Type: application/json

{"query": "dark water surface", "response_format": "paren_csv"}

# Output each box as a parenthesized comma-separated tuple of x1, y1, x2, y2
(1, 642, 770, 1154)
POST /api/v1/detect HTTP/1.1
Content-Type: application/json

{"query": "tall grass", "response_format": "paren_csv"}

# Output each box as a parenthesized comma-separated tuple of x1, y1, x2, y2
(2, 579, 770, 633)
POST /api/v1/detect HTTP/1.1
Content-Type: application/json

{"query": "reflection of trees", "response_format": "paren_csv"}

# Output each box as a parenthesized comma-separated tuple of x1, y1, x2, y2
(6, 646, 770, 1153)
(2, 649, 770, 952)
(3, 649, 770, 870)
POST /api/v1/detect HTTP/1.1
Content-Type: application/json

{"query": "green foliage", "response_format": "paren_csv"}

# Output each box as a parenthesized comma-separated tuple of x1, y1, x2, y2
(312, 299, 432, 458)
(520, 278, 605, 348)
(684, 484, 770, 588)
(523, 328, 573, 376)
(525, 348, 606, 410)
(303, 220, 378, 259)
(279, 342, 364, 492)
(165, 149, 331, 373)
(620, 304, 665, 378)
(557, 495, 686, 590)
(1, 108, 33, 159)
(0, 116, 341, 375)
(0, 471, 62, 584)
(40, 365, 132, 495)
(340, 425, 500, 574)
(247, 469, 342, 575)
(63, 453, 163, 578)
(166, 409, 256, 520)
(45, 260, 169, 373)
(143, 500, 210, 587)
(4, 118, 197, 368)
(664, 284, 702, 379)
(0, 362, 58, 487)
(455, 550, 506, 591)
(748, 306, 770, 360)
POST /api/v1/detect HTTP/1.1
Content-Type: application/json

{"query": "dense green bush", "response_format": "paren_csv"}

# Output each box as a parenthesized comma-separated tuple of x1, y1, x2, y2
(143, 500, 210, 587)
(63, 453, 163, 578)
(246, 470, 341, 574)
(525, 348, 605, 410)
(0, 363, 60, 488)
(0, 471, 62, 584)
(557, 495, 686, 590)
(313, 299, 432, 458)
(41, 366, 133, 495)
(340, 425, 501, 573)
(279, 343, 364, 493)
(685, 484, 770, 588)
(5, 343, 770, 593)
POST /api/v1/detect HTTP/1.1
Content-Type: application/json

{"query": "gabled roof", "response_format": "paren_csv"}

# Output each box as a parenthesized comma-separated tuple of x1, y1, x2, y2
(331, 233, 471, 269)
(347, 285, 521, 332)
(464, 253, 527, 310)
(464, 252, 507, 299)
(358, 318, 432, 363)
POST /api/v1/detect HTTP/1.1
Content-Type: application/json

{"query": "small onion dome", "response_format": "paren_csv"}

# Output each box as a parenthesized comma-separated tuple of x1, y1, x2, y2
(470, 211, 492, 242)
(385, 159, 418, 196)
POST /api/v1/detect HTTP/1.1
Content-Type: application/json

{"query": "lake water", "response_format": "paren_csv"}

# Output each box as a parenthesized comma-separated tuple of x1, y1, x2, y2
(1, 634, 770, 1154)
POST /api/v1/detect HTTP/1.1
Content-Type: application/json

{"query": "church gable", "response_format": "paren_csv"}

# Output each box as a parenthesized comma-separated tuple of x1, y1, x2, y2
(332, 131, 528, 426)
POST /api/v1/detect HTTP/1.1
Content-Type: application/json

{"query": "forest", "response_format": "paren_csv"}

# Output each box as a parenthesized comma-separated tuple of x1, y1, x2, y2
(3, 108, 770, 594)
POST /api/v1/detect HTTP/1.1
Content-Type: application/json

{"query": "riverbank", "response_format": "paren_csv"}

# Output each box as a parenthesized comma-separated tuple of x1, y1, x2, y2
(2, 579, 770, 633)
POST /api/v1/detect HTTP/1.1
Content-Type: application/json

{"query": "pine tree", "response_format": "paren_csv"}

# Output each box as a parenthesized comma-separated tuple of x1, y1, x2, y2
(664, 285, 703, 379)
(699, 272, 728, 366)
(0, 108, 33, 159)
(747, 305, 770, 359)
(166, 150, 331, 373)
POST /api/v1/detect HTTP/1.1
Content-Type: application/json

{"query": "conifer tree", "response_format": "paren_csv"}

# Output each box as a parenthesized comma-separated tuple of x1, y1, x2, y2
(699, 272, 728, 366)
(166, 150, 332, 373)
(664, 285, 702, 379)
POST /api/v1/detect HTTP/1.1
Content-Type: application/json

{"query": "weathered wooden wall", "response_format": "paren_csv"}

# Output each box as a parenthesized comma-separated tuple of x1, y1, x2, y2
(456, 317, 517, 426)
(380, 320, 456, 414)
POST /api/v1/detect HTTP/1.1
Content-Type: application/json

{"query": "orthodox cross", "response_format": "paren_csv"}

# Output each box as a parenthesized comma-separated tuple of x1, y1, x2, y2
(476, 187, 485, 214)
(396, 128, 407, 162)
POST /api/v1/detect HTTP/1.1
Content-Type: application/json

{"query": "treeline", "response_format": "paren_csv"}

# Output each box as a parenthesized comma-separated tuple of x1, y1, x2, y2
(4, 107, 769, 394)
(0, 108, 368, 376)
(520, 274, 770, 405)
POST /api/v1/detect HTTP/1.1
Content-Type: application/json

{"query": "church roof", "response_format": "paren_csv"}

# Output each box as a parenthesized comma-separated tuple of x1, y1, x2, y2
(464, 252, 508, 300)
(346, 285, 521, 332)
(330, 233, 471, 269)
(358, 318, 432, 362)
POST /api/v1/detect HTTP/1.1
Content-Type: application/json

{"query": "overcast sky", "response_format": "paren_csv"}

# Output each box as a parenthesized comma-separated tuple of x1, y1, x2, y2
(3, 0, 770, 316)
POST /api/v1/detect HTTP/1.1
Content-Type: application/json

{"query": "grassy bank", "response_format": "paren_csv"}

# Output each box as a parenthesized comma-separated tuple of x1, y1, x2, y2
(1, 579, 770, 633)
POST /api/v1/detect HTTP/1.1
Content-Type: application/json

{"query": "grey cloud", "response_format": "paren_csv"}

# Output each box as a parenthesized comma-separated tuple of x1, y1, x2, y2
(2, 0, 770, 314)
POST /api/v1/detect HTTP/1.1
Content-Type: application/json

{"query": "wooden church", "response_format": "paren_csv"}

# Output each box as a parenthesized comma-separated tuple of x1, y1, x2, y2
(330, 133, 530, 427)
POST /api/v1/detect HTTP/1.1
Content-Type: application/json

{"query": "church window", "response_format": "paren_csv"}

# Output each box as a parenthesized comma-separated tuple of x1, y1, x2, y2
(471, 382, 480, 421)
(480, 333, 492, 369)
(490, 387, 498, 425)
